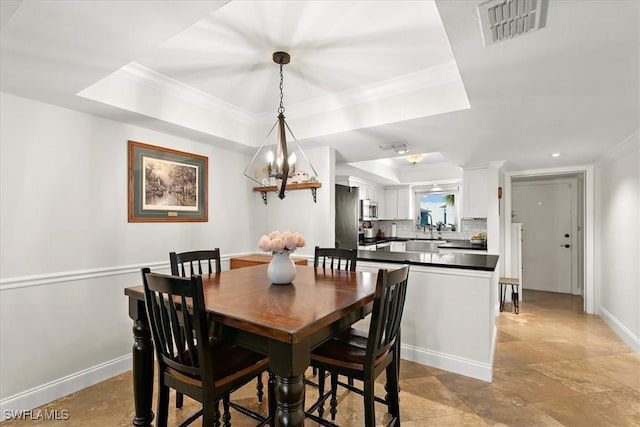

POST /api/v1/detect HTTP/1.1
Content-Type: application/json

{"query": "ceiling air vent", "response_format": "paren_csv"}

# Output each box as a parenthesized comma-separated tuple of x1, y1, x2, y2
(477, 0, 548, 46)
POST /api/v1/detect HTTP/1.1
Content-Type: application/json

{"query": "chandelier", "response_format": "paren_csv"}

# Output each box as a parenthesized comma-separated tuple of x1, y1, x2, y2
(243, 52, 318, 200)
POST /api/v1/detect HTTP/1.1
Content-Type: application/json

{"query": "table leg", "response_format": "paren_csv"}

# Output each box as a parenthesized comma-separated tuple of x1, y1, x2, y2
(129, 298, 154, 426)
(268, 340, 308, 427)
(274, 375, 306, 426)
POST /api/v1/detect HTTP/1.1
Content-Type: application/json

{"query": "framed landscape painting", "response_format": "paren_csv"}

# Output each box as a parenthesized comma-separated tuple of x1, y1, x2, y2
(128, 140, 208, 222)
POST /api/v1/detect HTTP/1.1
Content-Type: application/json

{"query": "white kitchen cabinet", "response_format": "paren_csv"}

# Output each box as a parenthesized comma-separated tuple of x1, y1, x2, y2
(358, 183, 368, 200)
(358, 244, 377, 251)
(390, 242, 406, 252)
(439, 248, 487, 255)
(461, 168, 488, 218)
(377, 190, 386, 219)
(397, 187, 412, 219)
(355, 182, 383, 203)
(384, 189, 396, 219)
(383, 187, 412, 220)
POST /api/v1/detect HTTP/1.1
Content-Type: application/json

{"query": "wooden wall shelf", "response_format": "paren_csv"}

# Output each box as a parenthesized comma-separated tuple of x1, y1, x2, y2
(252, 182, 322, 204)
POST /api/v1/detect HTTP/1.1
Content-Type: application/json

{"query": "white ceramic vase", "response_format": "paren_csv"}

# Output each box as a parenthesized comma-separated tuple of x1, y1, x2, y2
(267, 251, 296, 285)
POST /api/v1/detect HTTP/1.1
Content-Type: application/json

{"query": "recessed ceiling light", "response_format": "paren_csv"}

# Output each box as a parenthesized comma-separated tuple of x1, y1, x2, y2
(551, 153, 561, 157)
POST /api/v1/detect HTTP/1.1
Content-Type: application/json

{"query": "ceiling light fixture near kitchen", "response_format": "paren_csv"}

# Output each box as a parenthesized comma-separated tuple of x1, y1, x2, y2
(551, 152, 561, 157)
(243, 52, 318, 200)
(407, 154, 424, 164)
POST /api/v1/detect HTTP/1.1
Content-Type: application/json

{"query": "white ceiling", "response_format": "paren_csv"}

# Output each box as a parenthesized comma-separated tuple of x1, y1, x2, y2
(1, 0, 638, 185)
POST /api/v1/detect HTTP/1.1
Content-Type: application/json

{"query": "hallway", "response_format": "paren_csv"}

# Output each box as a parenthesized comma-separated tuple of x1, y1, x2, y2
(3, 291, 639, 426)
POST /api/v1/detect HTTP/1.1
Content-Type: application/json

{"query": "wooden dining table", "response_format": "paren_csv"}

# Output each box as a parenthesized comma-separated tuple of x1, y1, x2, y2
(124, 264, 377, 427)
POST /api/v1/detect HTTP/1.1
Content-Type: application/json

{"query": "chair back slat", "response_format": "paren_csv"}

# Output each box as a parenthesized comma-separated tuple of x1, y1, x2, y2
(314, 246, 357, 272)
(366, 266, 409, 366)
(170, 249, 221, 277)
(142, 268, 210, 379)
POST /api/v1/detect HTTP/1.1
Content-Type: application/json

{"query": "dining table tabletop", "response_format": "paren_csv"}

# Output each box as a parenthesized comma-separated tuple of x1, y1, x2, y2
(124, 263, 378, 427)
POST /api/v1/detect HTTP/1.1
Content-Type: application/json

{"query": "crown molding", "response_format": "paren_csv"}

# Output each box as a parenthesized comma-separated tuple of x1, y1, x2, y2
(117, 62, 257, 126)
(118, 61, 464, 127)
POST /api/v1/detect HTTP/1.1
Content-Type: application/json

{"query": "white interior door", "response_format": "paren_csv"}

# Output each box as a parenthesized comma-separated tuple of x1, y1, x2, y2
(512, 181, 575, 294)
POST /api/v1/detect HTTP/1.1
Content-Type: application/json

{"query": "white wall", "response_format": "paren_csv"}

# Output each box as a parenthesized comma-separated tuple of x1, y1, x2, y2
(0, 93, 258, 412)
(595, 131, 640, 353)
(0, 93, 337, 414)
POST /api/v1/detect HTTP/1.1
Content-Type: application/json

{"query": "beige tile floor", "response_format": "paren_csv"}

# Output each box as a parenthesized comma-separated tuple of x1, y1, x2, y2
(3, 290, 639, 426)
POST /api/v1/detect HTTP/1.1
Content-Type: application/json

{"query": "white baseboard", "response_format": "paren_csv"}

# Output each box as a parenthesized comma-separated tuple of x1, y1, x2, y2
(0, 354, 131, 420)
(400, 344, 493, 383)
(599, 307, 640, 354)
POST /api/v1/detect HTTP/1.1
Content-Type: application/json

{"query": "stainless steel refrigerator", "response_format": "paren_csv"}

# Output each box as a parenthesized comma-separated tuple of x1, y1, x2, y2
(335, 184, 359, 249)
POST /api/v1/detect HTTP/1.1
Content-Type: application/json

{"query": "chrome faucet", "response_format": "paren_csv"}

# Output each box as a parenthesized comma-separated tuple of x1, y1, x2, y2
(425, 212, 434, 239)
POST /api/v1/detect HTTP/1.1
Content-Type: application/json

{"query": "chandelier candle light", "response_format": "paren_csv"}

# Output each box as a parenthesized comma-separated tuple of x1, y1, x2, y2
(243, 52, 318, 200)
(258, 231, 306, 285)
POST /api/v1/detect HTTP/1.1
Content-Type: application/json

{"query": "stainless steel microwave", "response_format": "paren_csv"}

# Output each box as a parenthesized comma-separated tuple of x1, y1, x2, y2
(360, 199, 378, 220)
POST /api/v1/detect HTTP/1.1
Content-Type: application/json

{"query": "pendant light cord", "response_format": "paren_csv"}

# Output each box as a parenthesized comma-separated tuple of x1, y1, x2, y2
(278, 63, 285, 115)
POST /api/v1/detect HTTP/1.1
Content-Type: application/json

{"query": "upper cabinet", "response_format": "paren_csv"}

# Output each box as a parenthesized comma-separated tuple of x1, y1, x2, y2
(382, 186, 412, 220)
(461, 168, 488, 218)
(346, 177, 383, 204)
(358, 184, 370, 201)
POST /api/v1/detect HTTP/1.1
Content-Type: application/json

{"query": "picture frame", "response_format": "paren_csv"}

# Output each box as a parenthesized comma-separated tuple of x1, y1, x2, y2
(128, 140, 208, 222)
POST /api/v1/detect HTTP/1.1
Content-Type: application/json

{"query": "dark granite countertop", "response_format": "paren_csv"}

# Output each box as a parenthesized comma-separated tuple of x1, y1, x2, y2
(357, 250, 499, 272)
(360, 237, 487, 251)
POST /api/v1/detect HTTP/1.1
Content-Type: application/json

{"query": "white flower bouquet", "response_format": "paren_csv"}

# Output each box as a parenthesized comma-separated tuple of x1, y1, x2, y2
(258, 231, 306, 254)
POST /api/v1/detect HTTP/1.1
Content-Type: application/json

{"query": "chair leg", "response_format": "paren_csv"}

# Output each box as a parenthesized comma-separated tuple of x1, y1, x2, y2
(317, 368, 326, 417)
(176, 391, 184, 409)
(312, 366, 318, 376)
(500, 283, 506, 312)
(363, 378, 376, 427)
(214, 400, 221, 427)
(385, 360, 400, 418)
(222, 394, 231, 427)
(256, 372, 264, 403)
(202, 399, 217, 427)
(329, 372, 339, 421)
(512, 286, 520, 314)
(157, 384, 170, 427)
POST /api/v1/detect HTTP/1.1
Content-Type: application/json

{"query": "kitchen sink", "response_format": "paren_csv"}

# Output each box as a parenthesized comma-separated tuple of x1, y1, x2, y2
(405, 240, 447, 253)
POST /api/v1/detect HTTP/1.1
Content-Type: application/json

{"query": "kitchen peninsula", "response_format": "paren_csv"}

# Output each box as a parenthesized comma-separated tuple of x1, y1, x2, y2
(355, 248, 499, 382)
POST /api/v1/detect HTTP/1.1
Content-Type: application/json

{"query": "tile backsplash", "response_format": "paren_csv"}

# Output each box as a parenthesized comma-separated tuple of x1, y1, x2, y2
(373, 218, 487, 240)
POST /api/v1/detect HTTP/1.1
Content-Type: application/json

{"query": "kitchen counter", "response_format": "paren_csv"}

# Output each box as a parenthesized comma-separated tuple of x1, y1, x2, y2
(438, 240, 488, 251)
(357, 249, 497, 271)
(360, 237, 487, 251)
(356, 250, 499, 382)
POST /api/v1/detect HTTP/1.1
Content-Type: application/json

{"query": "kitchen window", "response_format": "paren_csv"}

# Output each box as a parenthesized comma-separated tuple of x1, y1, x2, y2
(414, 186, 459, 231)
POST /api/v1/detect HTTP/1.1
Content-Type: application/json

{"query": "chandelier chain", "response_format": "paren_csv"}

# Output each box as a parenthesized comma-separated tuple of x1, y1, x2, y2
(278, 64, 285, 115)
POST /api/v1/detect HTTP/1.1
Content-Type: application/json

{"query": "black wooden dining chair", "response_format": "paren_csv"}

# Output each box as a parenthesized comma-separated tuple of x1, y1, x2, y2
(141, 268, 272, 427)
(306, 265, 409, 426)
(314, 246, 357, 271)
(309, 246, 358, 383)
(170, 249, 222, 276)
(169, 249, 265, 408)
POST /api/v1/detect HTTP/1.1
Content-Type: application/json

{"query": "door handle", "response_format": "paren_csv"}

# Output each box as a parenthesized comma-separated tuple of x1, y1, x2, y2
(560, 244, 570, 248)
